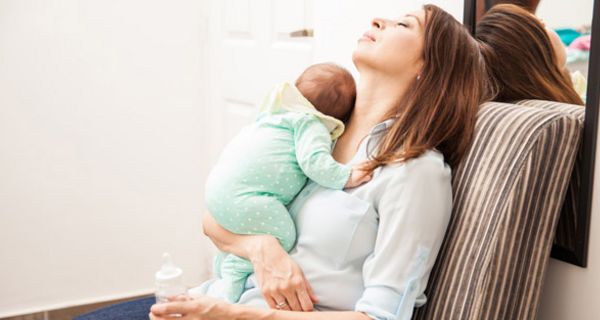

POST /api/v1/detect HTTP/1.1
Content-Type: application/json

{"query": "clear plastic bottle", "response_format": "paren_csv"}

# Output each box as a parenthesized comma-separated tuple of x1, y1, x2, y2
(155, 252, 187, 303)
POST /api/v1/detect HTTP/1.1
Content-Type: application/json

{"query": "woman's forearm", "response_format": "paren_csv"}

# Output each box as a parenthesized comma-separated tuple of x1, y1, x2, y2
(233, 305, 371, 320)
(202, 212, 279, 260)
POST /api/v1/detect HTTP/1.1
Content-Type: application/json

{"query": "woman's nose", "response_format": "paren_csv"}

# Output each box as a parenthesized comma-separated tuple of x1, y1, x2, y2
(371, 17, 385, 29)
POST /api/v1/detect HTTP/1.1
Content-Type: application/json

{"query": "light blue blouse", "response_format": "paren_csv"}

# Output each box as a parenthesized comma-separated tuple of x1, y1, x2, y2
(192, 119, 453, 320)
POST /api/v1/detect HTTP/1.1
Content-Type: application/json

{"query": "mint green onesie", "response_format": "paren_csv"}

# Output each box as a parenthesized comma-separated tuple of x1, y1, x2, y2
(204, 83, 351, 303)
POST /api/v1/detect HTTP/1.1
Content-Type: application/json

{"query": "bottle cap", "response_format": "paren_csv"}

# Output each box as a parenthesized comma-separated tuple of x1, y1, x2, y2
(155, 252, 183, 285)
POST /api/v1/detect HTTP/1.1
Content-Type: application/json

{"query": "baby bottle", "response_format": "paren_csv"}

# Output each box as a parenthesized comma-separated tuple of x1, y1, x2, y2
(155, 252, 187, 303)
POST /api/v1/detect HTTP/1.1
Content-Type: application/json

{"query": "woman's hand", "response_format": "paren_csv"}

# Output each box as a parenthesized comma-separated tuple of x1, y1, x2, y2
(345, 162, 373, 188)
(149, 296, 234, 320)
(202, 213, 318, 312)
(248, 235, 318, 312)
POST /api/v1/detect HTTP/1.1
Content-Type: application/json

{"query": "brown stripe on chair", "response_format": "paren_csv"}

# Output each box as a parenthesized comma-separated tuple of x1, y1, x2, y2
(412, 101, 581, 319)
(515, 100, 585, 256)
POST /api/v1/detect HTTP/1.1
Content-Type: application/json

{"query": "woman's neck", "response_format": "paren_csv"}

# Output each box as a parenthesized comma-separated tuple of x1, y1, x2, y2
(331, 72, 408, 164)
(347, 72, 408, 133)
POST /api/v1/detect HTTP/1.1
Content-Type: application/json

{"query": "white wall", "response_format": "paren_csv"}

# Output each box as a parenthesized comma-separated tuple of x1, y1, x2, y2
(537, 0, 593, 29)
(0, 0, 214, 317)
(538, 162, 600, 320)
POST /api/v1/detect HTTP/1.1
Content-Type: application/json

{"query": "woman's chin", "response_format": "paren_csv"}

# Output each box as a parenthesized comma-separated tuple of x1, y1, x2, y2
(352, 52, 379, 75)
(351, 51, 363, 71)
(352, 49, 370, 68)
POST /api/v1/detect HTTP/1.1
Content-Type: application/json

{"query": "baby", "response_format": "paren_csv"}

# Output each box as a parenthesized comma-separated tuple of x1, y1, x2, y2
(204, 63, 371, 303)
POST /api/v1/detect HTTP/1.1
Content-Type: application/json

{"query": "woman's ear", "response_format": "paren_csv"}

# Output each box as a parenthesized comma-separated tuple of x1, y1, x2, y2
(415, 64, 425, 81)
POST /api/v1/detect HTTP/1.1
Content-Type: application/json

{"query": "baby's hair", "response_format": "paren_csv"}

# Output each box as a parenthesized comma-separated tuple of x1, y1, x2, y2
(295, 63, 356, 121)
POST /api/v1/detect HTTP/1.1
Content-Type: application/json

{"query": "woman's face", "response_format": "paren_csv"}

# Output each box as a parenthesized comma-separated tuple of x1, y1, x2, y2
(545, 27, 567, 69)
(535, 16, 567, 69)
(352, 9, 426, 79)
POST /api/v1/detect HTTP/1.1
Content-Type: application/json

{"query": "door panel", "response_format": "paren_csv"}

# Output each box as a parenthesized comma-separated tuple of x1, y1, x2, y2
(207, 0, 314, 159)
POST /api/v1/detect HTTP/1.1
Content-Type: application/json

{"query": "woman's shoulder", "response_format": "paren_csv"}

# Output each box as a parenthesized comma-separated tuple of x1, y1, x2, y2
(411, 148, 448, 166)
(371, 149, 453, 216)
(381, 149, 451, 180)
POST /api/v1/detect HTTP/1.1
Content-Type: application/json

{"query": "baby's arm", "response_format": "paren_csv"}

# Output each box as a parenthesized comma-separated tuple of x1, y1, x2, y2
(293, 115, 371, 189)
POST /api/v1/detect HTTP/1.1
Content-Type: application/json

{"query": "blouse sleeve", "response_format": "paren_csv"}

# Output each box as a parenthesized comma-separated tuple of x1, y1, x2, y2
(355, 152, 453, 320)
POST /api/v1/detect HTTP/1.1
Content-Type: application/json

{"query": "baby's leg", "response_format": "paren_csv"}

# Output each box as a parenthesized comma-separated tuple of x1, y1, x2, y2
(219, 253, 254, 303)
(214, 195, 297, 303)
(217, 195, 297, 251)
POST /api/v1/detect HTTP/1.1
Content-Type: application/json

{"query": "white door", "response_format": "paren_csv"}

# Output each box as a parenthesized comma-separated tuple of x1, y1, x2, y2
(205, 0, 315, 164)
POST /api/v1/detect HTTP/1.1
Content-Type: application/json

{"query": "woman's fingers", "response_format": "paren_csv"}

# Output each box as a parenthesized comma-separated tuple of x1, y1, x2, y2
(264, 294, 277, 310)
(148, 313, 181, 320)
(262, 285, 279, 309)
(305, 279, 318, 303)
(270, 291, 291, 311)
(309, 289, 319, 303)
(168, 295, 192, 302)
(281, 284, 303, 311)
(296, 287, 314, 312)
(150, 301, 194, 316)
(150, 296, 235, 320)
(284, 295, 301, 311)
(148, 312, 177, 320)
(292, 275, 314, 311)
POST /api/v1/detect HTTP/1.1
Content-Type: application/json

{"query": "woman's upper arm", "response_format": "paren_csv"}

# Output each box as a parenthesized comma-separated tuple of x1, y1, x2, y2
(202, 212, 284, 265)
(202, 212, 218, 238)
(355, 153, 452, 320)
(202, 212, 252, 259)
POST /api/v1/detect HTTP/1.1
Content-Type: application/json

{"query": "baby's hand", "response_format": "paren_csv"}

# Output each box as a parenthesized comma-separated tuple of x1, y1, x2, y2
(345, 162, 373, 188)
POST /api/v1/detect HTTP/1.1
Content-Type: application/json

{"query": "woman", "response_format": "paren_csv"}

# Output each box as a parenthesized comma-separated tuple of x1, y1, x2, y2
(476, 4, 584, 105)
(150, 4, 491, 320)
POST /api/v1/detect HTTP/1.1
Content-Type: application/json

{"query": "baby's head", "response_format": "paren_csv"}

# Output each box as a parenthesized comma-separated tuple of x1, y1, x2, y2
(295, 63, 356, 121)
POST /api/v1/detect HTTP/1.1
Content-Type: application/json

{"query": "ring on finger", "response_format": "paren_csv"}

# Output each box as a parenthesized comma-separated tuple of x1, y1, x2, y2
(275, 301, 288, 309)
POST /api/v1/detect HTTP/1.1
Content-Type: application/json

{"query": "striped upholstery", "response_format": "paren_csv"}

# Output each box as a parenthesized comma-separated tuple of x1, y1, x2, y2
(412, 101, 582, 320)
(515, 99, 585, 255)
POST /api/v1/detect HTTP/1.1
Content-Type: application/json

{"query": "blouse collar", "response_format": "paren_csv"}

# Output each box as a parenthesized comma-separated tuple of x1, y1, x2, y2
(369, 117, 396, 136)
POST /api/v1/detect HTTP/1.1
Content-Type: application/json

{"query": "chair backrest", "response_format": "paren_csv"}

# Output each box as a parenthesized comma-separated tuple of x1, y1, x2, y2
(412, 101, 582, 320)
(515, 99, 585, 255)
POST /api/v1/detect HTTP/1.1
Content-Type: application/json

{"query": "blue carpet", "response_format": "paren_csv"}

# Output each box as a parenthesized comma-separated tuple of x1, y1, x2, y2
(74, 297, 155, 320)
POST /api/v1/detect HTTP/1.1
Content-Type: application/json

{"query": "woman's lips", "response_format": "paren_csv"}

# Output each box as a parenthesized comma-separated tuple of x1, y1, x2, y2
(360, 32, 376, 42)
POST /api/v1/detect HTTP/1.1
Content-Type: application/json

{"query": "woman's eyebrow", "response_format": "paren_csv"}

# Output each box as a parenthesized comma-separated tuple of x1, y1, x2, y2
(405, 14, 422, 27)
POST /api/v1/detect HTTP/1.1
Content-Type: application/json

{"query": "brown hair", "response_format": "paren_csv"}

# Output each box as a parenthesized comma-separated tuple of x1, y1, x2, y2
(476, 4, 584, 105)
(295, 63, 356, 121)
(488, 0, 540, 13)
(366, 4, 493, 170)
